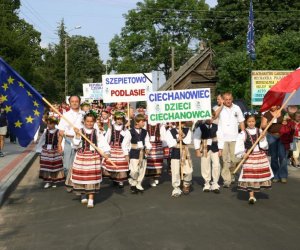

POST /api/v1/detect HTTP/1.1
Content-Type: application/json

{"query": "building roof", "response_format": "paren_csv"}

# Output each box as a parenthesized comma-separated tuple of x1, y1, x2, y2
(158, 47, 216, 91)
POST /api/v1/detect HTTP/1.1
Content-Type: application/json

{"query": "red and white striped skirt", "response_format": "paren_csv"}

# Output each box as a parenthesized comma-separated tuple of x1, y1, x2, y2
(147, 142, 164, 169)
(70, 150, 102, 185)
(39, 148, 64, 182)
(239, 151, 273, 182)
(40, 148, 63, 172)
(103, 145, 129, 172)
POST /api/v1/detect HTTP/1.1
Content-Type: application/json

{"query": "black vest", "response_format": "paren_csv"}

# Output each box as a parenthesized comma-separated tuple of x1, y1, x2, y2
(147, 124, 161, 142)
(80, 128, 98, 152)
(129, 128, 147, 159)
(199, 123, 219, 152)
(44, 129, 59, 149)
(110, 125, 125, 146)
(170, 127, 189, 159)
(245, 129, 259, 150)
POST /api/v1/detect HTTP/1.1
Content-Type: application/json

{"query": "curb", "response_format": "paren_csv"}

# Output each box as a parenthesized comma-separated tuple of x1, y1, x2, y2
(0, 144, 38, 207)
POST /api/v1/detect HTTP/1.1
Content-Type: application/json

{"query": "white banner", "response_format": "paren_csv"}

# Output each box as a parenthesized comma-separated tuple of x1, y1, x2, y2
(102, 73, 152, 103)
(147, 89, 211, 124)
(82, 83, 103, 99)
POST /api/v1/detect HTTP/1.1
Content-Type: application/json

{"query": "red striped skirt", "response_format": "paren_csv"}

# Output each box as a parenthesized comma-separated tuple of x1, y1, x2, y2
(239, 151, 273, 182)
(147, 142, 164, 169)
(70, 150, 102, 185)
(40, 148, 63, 172)
(103, 145, 129, 172)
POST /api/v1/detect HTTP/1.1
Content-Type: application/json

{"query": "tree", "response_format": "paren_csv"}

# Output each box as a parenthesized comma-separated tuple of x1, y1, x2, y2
(109, 0, 209, 79)
(0, 0, 42, 85)
(36, 20, 105, 101)
(67, 35, 105, 95)
(202, 0, 300, 103)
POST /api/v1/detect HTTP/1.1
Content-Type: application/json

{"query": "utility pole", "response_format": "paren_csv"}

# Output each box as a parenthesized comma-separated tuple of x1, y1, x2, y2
(64, 35, 68, 99)
(64, 26, 81, 99)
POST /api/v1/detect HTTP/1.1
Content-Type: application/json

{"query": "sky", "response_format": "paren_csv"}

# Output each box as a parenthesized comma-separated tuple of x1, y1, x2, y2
(19, 0, 218, 64)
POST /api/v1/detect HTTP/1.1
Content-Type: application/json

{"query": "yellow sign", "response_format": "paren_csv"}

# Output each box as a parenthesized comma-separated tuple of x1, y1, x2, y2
(251, 70, 292, 105)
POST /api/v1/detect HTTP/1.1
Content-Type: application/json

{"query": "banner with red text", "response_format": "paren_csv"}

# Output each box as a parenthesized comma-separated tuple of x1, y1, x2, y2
(102, 73, 152, 103)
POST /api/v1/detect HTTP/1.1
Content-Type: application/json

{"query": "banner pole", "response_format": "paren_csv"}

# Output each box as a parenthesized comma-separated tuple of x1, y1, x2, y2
(179, 121, 184, 180)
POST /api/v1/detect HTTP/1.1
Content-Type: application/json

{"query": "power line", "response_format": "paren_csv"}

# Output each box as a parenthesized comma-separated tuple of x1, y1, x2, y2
(21, 0, 55, 32)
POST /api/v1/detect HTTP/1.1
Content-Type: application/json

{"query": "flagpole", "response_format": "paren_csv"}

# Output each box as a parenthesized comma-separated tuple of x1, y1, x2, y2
(42, 97, 116, 167)
(233, 89, 297, 174)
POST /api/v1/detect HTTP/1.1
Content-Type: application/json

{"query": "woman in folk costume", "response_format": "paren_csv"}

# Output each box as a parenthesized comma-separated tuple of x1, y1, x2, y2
(103, 111, 129, 188)
(146, 122, 165, 187)
(166, 121, 193, 197)
(36, 117, 65, 188)
(65, 111, 111, 208)
(235, 112, 273, 204)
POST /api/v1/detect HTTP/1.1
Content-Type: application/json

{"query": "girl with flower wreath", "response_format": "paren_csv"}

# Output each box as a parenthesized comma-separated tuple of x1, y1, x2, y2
(103, 111, 129, 188)
(65, 111, 111, 208)
(36, 116, 65, 188)
(235, 111, 273, 204)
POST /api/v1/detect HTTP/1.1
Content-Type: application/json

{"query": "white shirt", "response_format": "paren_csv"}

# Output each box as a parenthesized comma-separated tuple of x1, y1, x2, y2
(234, 128, 268, 158)
(36, 128, 57, 153)
(217, 104, 244, 145)
(166, 128, 192, 148)
(57, 109, 84, 136)
(122, 128, 152, 156)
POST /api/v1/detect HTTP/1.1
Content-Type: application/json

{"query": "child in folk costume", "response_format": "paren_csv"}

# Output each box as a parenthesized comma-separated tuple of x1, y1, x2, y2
(103, 111, 129, 188)
(161, 122, 171, 170)
(235, 112, 273, 204)
(99, 109, 111, 136)
(166, 121, 193, 197)
(291, 111, 300, 167)
(36, 117, 65, 188)
(194, 114, 221, 193)
(123, 114, 152, 194)
(146, 122, 165, 187)
(65, 111, 111, 208)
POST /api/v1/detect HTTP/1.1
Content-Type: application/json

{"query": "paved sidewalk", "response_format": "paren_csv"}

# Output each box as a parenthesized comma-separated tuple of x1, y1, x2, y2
(0, 138, 37, 206)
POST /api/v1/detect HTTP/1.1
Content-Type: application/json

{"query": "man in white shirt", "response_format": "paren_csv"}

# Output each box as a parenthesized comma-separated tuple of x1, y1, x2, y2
(57, 96, 84, 173)
(217, 92, 245, 187)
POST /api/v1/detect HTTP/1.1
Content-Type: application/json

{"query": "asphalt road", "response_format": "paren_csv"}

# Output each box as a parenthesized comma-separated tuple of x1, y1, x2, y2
(1, 152, 300, 250)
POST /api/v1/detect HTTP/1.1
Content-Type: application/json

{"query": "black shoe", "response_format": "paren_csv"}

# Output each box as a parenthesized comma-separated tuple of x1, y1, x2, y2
(0, 152, 4, 157)
(118, 182, 124, 189)
(130, 186, 138, 194)
(213, 189, 220, 194)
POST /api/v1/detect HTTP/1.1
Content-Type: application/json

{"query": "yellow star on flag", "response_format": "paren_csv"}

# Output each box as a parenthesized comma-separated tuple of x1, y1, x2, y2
(33, 109, 40, 116)
(15, 120, 22, 128)
(27, 91, 33, 97)
(33, 100, 39, 107)
(0, 95, 8, 102)
(4, 105, 12, 113)
(2, 83, 8, 91)
(18, 81, 24, 88)
(8, 76, 14, 84)
(26, 116, 34, 123)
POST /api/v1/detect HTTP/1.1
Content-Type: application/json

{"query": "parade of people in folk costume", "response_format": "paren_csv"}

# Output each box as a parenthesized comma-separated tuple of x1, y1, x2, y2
(31, 88, 300, 208)
(31, 67, 300, 208)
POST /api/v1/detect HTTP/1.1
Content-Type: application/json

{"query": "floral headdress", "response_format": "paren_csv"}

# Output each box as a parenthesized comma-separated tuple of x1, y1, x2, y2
(47, 116, 59, 124)
(84, 110, 98, 120)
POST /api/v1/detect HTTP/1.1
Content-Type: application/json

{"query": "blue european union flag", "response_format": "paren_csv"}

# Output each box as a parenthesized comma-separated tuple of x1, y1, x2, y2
(246, 0, 256, 60)
(0, 57, 44, 147)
